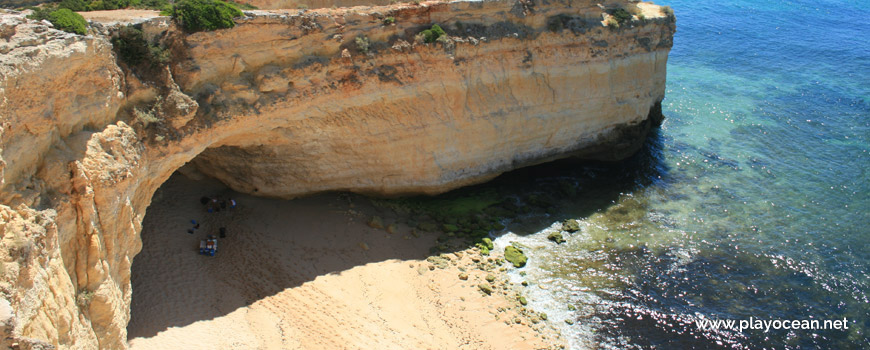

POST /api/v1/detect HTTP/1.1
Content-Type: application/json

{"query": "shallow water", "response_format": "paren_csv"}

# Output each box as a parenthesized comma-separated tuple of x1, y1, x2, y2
(487, 1, 869, 348)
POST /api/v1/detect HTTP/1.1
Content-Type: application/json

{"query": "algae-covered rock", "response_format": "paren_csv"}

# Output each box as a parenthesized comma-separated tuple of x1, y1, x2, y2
(539, 312, 548, 321)
(478, 283, 493, 295)
(518, 296, 528, 306)
(417, 221, 438, 232)
(561, 219, 580, 232)
(442, 223, 459, 232)
(504, 246, 527, 268)
(368, 216, 385, 229)
(480, 237, 494, 250)
(547, 232, 567, 244)
(567, 304, 576, 311)
(485, 274, 496, 282)
(458, 272, 469, 280)
(476, 237, 494, 255)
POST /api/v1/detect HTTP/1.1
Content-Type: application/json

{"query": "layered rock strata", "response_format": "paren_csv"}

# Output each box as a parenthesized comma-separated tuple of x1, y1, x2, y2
(0, 1, 674, 348)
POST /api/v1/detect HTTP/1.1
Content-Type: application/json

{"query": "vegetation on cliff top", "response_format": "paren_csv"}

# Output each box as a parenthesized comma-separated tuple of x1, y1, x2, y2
(22, 0, 255, 12)
(28, 8, 88, 34)
(112, 25, 169, 67)
(418, 24, 446, 44)
(170, 0, 243, 32)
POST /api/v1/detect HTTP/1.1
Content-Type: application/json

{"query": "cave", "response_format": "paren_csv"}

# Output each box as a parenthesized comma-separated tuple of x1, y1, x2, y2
(124, 167, 445, 347)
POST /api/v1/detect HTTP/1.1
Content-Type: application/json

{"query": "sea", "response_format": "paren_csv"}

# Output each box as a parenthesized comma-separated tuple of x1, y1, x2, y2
(484, 0, 870, 348)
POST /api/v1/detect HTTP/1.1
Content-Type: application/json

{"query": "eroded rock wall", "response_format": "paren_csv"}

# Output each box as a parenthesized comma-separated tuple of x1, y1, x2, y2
(0, 1, 675, 348)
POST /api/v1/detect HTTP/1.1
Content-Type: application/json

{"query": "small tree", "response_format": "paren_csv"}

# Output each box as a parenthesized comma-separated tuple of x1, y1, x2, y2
(114, 25, 149, 65)
(611, 8, 632, 24)
(419, 24, 445, 44)
(171, 0, 243, 32)
(113, 25, 172, 67)
(661, 6, 675, 19)
(48, 9, 88, 35)
(355, 35, 370, 54)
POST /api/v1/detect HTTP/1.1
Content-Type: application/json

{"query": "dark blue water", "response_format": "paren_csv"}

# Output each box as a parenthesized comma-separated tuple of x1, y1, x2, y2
(490, 1, 869, 349)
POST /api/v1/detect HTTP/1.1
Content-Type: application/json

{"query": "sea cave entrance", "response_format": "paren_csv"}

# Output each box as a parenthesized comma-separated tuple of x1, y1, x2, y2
(124, 169, 437, 347)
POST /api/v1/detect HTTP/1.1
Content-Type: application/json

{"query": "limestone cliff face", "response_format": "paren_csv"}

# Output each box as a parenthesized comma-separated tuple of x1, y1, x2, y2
(0, 1, 674, 348)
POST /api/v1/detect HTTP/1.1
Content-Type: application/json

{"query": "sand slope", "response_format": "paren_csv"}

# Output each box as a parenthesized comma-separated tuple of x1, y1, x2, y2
(127, 174, 556, 349)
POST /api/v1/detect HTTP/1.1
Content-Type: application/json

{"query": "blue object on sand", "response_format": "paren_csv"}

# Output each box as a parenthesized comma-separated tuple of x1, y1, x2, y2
(191, 220, 198, 225)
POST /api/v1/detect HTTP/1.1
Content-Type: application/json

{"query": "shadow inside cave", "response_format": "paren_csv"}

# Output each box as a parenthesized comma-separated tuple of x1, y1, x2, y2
(126, 130, 669, 340)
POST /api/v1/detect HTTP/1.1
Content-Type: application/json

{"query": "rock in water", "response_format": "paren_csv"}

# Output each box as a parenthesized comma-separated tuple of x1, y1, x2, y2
(504, 246, 528, 268)
(368, 216, 385, 229)
(561, 219, 581, 233)
(547, 232, 567, 244)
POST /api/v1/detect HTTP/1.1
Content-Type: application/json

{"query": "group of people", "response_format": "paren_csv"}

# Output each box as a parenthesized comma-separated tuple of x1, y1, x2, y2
(187, 220, 200, 234)
(200, 196, 237, 213)
(189, 196, 238, 254)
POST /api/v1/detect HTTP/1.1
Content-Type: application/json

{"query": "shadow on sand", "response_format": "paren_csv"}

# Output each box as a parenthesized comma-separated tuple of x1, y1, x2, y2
(127, 131, 669, 340)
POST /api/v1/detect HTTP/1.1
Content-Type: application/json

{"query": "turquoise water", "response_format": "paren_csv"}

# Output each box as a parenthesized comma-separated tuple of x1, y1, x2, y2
(488, 1, 869, 348)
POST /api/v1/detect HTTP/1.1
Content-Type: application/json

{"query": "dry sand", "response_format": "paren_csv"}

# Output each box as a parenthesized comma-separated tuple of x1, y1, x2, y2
(127, 174, 560, 349)
(78, 10, 162, 24)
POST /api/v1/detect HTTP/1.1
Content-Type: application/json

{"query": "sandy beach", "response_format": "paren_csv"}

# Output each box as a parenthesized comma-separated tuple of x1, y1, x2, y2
(127, 174, 560, 349)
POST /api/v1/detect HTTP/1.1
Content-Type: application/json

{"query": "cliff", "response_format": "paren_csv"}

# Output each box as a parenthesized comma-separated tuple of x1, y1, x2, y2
(0, 1, 674, 348)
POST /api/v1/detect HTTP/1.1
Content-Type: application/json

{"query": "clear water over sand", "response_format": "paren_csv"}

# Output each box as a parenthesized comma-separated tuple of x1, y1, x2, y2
(502, 1, 869, 348)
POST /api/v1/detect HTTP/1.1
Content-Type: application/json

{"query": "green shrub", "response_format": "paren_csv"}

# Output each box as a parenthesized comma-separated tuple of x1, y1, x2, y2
(48, 9, 88, 35)
(419, 23, 445, 44)
(59, 0, 89, 11)
(89, 0, 131, 11)
(112, 25, 171, 67)
(661, 6, 675, 18)
(171, 0, 243, 32)
(26, 5, 56, 21)
(611, 8, 632, 24)
(76, 289, 96, 308)
(228, 1, 258, 10)
(139, 0, 172, 10)
(383, 16, 395, 25)
(114, 25, 149, 65)
(355, 35, 370, 54)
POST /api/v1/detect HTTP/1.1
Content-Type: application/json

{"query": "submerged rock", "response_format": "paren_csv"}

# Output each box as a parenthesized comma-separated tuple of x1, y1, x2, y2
(368, 216, 385, 229)
(386, 223, 398, 234)
(504, 246, 528, 268)
(417, 222, 438, 232)
(561, 219, 581, 233)
(547, 232, 567, 244)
